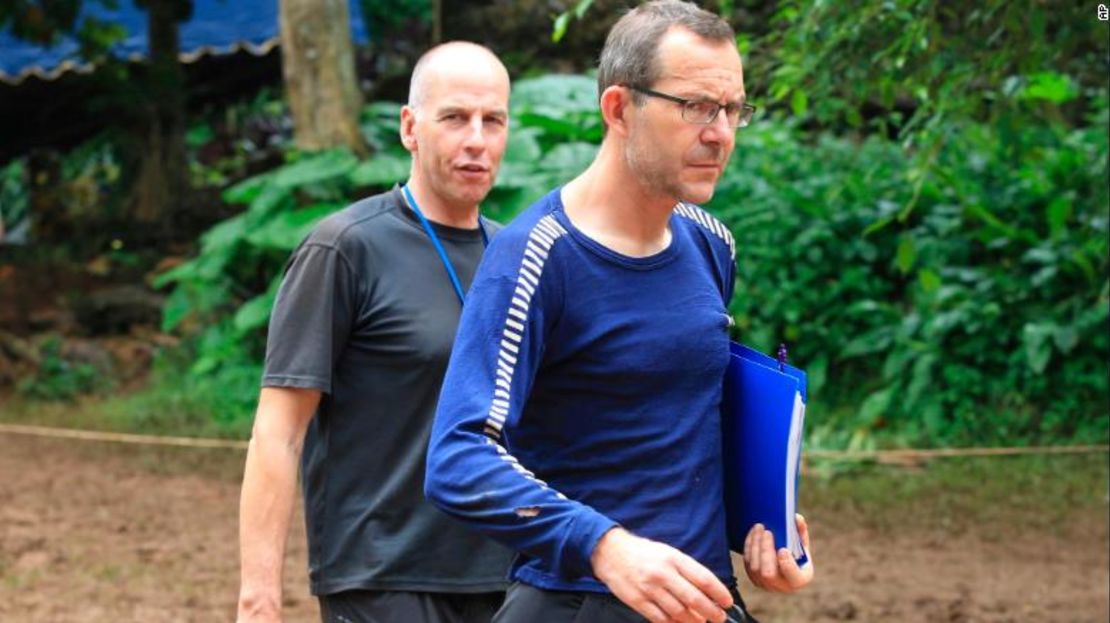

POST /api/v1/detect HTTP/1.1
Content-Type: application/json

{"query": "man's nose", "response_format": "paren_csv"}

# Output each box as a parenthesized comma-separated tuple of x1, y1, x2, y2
(700, 109, 734, 145)
(463, 116, 488, 151)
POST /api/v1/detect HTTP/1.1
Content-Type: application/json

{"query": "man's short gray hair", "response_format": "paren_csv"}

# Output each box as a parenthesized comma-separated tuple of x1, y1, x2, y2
(597, 0, 735, 104)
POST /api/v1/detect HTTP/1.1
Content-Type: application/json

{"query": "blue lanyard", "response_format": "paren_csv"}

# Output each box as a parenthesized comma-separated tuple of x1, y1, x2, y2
(402, 184, 488, 306)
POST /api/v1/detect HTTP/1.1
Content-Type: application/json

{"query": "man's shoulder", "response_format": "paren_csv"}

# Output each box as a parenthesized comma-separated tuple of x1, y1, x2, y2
(673, 201, 735, 262)
(470, 190, 569, 283)
(303, 190, 402, 250)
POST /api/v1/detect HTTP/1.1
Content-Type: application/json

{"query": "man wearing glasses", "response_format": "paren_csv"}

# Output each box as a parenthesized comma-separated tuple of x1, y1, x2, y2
(426, 2, 814, 622)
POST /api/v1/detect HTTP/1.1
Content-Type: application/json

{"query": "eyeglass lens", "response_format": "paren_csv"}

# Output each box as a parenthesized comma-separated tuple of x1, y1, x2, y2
(682, 101, 750, 127)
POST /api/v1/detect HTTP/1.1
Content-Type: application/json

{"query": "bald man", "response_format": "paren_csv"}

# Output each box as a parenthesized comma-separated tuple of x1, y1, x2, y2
(237, 42, 514, 623)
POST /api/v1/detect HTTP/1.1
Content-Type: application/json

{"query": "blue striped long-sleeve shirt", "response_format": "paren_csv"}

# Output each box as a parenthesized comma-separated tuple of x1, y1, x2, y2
(425, 188, 738, 592)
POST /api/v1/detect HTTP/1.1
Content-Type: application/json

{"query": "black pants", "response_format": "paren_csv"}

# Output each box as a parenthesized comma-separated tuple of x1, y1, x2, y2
(491, 582, 759, 623)
(319, 590, 505, 623)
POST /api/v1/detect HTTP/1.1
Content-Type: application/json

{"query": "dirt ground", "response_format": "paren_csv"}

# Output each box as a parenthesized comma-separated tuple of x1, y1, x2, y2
(0, 433, 1107, 623)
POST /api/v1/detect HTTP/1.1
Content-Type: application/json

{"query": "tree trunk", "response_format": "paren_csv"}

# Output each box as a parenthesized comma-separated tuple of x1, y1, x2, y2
(132, 0, 188, 228)
(279, 0, 369, 156)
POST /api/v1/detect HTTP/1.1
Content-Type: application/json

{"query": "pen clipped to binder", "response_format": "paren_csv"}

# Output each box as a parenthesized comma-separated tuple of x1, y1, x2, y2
(721, 340, 808, 565)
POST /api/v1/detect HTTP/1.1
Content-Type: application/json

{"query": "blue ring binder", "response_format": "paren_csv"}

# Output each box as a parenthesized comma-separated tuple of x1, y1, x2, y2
(721, 341, 808, 565)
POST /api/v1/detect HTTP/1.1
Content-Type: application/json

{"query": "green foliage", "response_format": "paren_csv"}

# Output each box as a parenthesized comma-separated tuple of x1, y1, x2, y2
(115, 346, 259, 436)
(804, 453, 1109, 533)
(753, 0, 1107, 229)
(710, 99, 1109, 448)
(488, 74, 601, 221)
(758, 0, 1104, 132)
(59, 133, 124, 220)
(16, 336, 104, 401)
(358, 0, 431, 38)
(152, 146, 365, 409)
(186, 88, 292, 189)
(0, 158, 29, 240)
(552, 0, 596, 43)
(158, 72, 1107, 446)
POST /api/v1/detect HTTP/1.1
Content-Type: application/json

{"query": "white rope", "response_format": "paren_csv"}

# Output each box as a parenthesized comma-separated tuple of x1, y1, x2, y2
(1, 422, 1105, 460)
(0, 423, 248, 450)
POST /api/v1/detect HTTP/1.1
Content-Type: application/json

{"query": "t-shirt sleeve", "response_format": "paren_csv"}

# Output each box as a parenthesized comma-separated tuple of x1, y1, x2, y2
(261, 242, 361, 394)
(425, 230, 618, 580)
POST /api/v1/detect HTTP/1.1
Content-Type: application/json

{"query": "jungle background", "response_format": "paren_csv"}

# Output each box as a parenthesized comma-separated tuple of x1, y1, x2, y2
(0, 1, 1107, 621)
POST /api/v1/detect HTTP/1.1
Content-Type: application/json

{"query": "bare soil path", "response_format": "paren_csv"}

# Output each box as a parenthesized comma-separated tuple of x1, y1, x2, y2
(1, 433, 1106, 622)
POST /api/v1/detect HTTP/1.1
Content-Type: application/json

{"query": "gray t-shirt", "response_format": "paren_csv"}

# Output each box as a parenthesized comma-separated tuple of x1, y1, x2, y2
(263, 186, 513, 596)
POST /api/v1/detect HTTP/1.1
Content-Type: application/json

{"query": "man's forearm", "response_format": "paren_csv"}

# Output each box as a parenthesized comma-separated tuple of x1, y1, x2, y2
(237, 425, 305, 618)
(237, 387, 319, 622)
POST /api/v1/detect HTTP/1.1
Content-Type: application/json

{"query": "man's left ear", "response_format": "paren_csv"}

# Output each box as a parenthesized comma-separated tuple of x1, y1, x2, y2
(599, 85, 633, 137)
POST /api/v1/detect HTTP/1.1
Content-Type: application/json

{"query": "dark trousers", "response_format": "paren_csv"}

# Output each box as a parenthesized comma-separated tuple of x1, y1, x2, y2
(491, 582, 759, 623)
(319, 590, 505, 623)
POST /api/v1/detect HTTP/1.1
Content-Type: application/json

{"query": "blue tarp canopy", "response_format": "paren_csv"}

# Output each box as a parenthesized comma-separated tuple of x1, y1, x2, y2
(0, 0, 369, 84)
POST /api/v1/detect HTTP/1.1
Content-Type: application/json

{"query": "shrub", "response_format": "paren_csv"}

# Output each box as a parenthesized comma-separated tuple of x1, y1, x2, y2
(712, 99, 1109, 447)
(156, 74, 1108, 446)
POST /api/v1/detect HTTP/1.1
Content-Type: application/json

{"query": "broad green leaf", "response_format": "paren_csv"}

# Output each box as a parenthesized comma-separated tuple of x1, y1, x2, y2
(363, 101, 403, 121)
(233, 277, 281, 334)
(905, 354, 937, 408)
(573, 0, 595, 19)
(895, 235, 916, 274)
(1021, 322, 1055, 374)
(791, 90, 808, 117)
(160, 286, 193, 332)
(516, 113, 588, 141)
(272, 149, 358, 189)
(807, 356, 827, 397)
(483, 187, 543, 223)
(918, 268, 941, 293)
(1053, 325, 1079, 353)
(541, 142, 598, 177)
(185, 124, 214, 148)
(858, 387, 894, 426)
(152, 259, 200, 289)
(222, 172, 271, 205)
(841, 326, 894, 358)
(735, 34, 750, 57)
(512, 75, 599, 116)
(552, 12, 570, 43)
(200, 213, 249, 253)
(1047, 196, 1071, 238)
(881, 348, 913, 380)
(360, 102, 403, 148)
(920, 403, 945, 436)
(1022, 72, 1078, 104)
(503, 126, 543, 166)
(246, 184, 295, 218)
(348, 152, 410, 187)
(191, 355, 220, 376)
(246, 204, 340, 251)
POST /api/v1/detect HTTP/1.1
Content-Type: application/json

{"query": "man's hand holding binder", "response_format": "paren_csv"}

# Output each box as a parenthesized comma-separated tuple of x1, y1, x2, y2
(723, 342, 816, 593)
(741, 514, 814, 593)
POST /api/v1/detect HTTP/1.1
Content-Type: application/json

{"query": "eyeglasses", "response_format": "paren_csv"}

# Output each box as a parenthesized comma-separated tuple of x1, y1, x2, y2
(630, 86, 756, 129)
